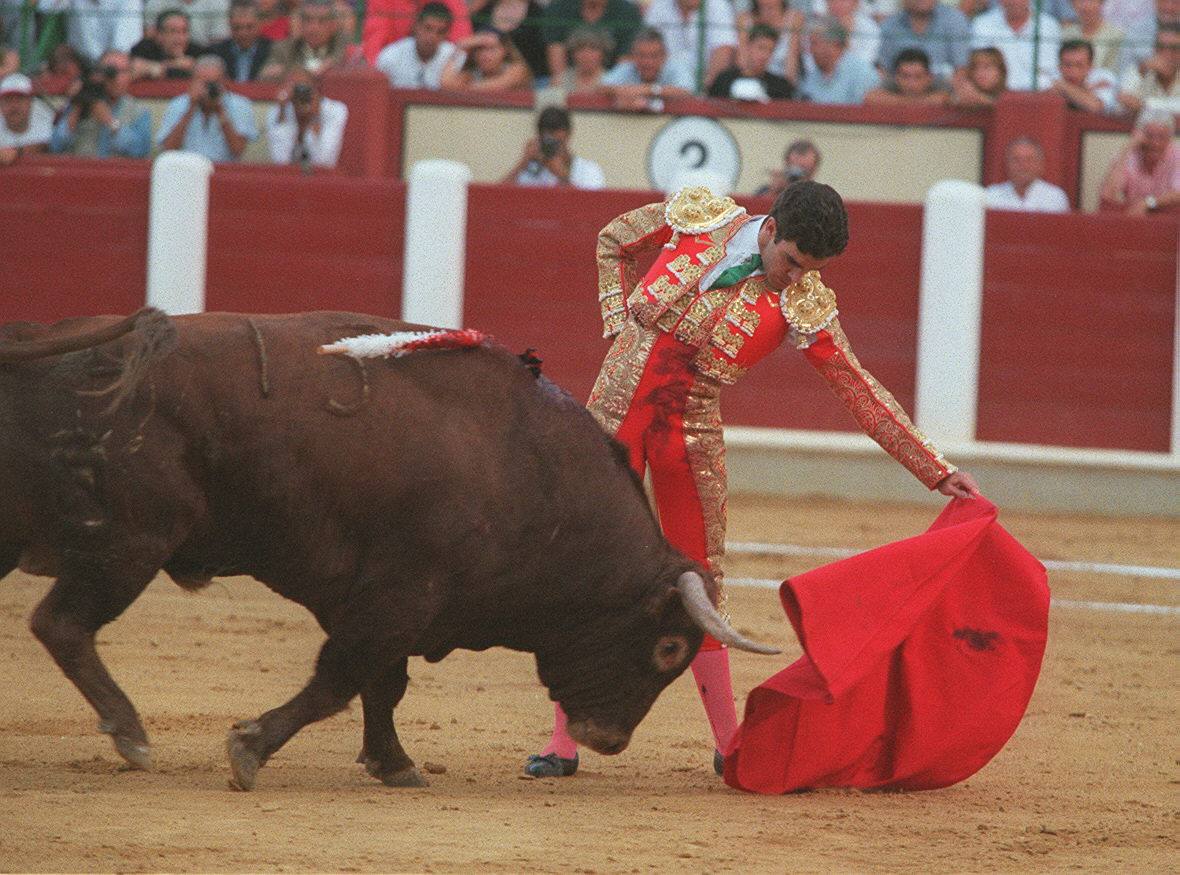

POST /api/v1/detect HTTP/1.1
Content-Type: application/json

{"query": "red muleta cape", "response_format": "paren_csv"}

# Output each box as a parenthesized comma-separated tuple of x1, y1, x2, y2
(724, 497, 1049, 794)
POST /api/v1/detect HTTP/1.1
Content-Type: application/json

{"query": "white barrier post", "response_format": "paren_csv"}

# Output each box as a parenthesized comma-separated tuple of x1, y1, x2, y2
(914, 179, 987, 444)
(146, 151, 213, 314)
(402, 160, 471, 328)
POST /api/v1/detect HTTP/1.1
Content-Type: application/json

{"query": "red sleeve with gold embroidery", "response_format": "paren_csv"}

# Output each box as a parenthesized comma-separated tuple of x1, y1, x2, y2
(802, 318, 956, 489)
(596, 202, 673, 338)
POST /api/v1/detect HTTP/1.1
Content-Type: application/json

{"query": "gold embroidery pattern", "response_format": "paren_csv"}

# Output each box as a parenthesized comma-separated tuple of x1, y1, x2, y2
(816, 319, 956, 489)
(587, 321, 658, 436)
(694, 353, 748, 385)
(681, 374, 729, 616)
(596, 203, 669, 336)
(781, 271, 839, 335)
(674, 289, 730, 347)
(665, 186, 746, 234)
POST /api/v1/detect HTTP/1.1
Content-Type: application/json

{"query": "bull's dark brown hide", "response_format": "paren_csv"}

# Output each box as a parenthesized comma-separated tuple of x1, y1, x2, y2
(0, 310, 712, 789)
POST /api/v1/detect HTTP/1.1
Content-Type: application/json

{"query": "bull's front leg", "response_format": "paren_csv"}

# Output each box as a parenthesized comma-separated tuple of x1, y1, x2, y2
(29, 570, 155, 770)
(357, 656, 426, 787)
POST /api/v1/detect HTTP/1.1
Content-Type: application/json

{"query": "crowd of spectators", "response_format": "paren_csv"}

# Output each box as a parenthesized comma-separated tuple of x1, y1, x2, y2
(0, 0, 1174, 209)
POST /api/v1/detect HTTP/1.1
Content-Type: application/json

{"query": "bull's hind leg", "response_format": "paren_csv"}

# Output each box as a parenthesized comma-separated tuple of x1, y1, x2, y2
(29, 570, 156, 770)
(227, 633, 368, 791)
(357, 657, 426, 788)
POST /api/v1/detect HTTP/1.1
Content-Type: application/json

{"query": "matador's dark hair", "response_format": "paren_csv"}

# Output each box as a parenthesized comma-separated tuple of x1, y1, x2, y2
(769, 180, 849, 260)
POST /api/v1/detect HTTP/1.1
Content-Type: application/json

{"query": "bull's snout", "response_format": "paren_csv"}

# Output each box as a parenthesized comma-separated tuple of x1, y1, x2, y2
(566, 718, 631, 756)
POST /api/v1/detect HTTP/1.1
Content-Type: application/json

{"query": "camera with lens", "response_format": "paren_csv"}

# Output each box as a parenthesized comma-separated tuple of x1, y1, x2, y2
(785, 164, 807, 183)
(539, 133, 560, 159)
(292, 83, 314, 104)
(205, 81, 222, 101)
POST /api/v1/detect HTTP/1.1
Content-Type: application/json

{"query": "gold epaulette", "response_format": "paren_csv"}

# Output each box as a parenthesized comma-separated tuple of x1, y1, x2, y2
(781, 271, 838, 338)
(664, 186, 746, 236)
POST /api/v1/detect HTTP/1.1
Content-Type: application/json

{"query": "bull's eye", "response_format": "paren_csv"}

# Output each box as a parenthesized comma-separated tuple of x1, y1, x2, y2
(652, 635, 689, 672)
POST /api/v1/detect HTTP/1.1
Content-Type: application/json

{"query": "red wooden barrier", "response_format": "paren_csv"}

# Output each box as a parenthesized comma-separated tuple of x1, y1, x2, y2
(0, 163, 1173, 453)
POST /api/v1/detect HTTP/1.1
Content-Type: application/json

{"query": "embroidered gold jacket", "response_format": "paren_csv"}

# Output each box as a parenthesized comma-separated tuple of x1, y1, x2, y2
(595, 186, 956, 489)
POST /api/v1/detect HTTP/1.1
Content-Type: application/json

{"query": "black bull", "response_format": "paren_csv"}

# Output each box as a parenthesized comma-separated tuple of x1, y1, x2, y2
(0, 309, 775, 789)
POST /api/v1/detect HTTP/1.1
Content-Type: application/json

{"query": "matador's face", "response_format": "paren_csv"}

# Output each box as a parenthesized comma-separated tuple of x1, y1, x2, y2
(757, 218, 831, 292)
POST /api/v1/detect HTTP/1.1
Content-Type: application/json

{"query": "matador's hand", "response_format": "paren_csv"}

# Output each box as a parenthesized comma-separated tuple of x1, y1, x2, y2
(936, 470, 980, 499)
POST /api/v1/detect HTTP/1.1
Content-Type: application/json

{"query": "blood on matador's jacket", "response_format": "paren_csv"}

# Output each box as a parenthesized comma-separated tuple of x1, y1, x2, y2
(592, 186, 957, 646)
(724, 496, 1050, 794)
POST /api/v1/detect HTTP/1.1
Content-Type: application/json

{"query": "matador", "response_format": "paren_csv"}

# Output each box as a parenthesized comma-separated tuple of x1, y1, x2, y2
(524, 181, 979, 779)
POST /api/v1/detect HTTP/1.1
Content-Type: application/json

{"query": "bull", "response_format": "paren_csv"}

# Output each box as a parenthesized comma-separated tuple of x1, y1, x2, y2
(0, 309, 775, 790)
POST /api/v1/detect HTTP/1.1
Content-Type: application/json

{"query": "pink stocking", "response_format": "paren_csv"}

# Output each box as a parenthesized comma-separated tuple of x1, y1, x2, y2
(540, 702, 579, 759)
(691, 647, 738, 753)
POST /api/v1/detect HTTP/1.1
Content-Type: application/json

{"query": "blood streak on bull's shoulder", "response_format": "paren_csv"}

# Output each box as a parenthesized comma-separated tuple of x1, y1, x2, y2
(318, 329, 487, 359)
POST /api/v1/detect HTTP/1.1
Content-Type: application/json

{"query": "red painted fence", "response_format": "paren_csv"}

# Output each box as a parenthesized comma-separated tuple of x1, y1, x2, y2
(0, 162, 1174, 452)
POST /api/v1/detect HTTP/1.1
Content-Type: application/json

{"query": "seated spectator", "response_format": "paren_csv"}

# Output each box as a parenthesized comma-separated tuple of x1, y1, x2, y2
(1118, 23, 1179, 113)
(971, 0, 1061, 90)
(144, 0, 230, 48)
(361, 0, 471, 65)
(257, 0, 292, 41)
(546, 26, 613, 96)
(708, 24, 795, 99)
(1104, 0, 1154, 31)
(440, 29, 533, 91)
(950, 44, 1007, 106)
(1061, 0, 1123, 72)
(374, 2, 458, 89)
(0, 73, 52, 165)
(0, 21, 17, 81)
(738, 0, 789, 42)
(1051, 38, 1120, 111)
(985, 137, 1070, 212)
(130, 10, 204, 80)
(755, 136, 822, 196)
(209, 0, 273, 82)
(261, 0, 348, 80)
(645, 0, 739, 90)
(798, 16, 879, 103)
(35, 43, 87, 93)
(266, 68, 347, 168)
(600, 26, 694, 109)
(1099, 107, 1179, 213)
(543, 0, 641, 81)
(36, 0, 143, 65)
(1118, 0, 1179, 79)
(865, 45, 950, 102)
(877, 0, 970, 83)
(503, 105, 605, 188)
(50, 50, 152, 157)
(156, 53, 258, 161)
(471, 0, 549, 80)
(823, 0, 881, 66)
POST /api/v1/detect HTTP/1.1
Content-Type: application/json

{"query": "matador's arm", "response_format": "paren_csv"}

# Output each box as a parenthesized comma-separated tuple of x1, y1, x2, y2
(596, 202, 673, 337)
(801, 318, 957, 490)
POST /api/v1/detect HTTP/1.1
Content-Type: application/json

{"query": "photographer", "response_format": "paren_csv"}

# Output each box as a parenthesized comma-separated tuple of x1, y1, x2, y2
(156, 53, 258, 161)
(265, 68, 347, 169)
(755, 138, 821, 197)
(503, 105, 605, 189)
(50, 51, 152, 157)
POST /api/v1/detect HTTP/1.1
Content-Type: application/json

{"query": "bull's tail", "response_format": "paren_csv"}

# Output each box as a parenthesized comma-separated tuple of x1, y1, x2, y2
(0, 308, 173, 364)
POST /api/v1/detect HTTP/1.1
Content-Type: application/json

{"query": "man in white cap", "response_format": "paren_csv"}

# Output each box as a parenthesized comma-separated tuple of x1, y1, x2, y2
(0, 73, 53, 166)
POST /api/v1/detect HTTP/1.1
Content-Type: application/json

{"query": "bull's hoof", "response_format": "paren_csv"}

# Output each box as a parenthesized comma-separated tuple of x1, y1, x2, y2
(97, 720, 152, 771)
(226, 720, 265, 791)
(364, 757, 428, 788)
(523, 753, 578, 778)
(714, 749, 724, 777)
(113, 736, 153, 771)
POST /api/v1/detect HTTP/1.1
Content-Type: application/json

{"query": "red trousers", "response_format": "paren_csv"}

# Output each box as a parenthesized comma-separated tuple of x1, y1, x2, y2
(590, 328, 727, 650)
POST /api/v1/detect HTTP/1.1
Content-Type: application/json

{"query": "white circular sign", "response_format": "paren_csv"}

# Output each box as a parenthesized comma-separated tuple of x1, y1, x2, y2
(646, 116, 742, 195)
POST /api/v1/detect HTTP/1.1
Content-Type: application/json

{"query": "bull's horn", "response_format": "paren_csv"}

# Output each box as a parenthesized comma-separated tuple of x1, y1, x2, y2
(676, 571, 781, 655)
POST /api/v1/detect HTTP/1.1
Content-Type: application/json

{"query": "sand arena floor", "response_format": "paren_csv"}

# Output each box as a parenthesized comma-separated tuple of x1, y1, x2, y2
(0, 495, 1176, 873)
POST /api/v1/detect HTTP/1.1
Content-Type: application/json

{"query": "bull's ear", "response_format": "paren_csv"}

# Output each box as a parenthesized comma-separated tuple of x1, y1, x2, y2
(643, 585, 679, 619)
